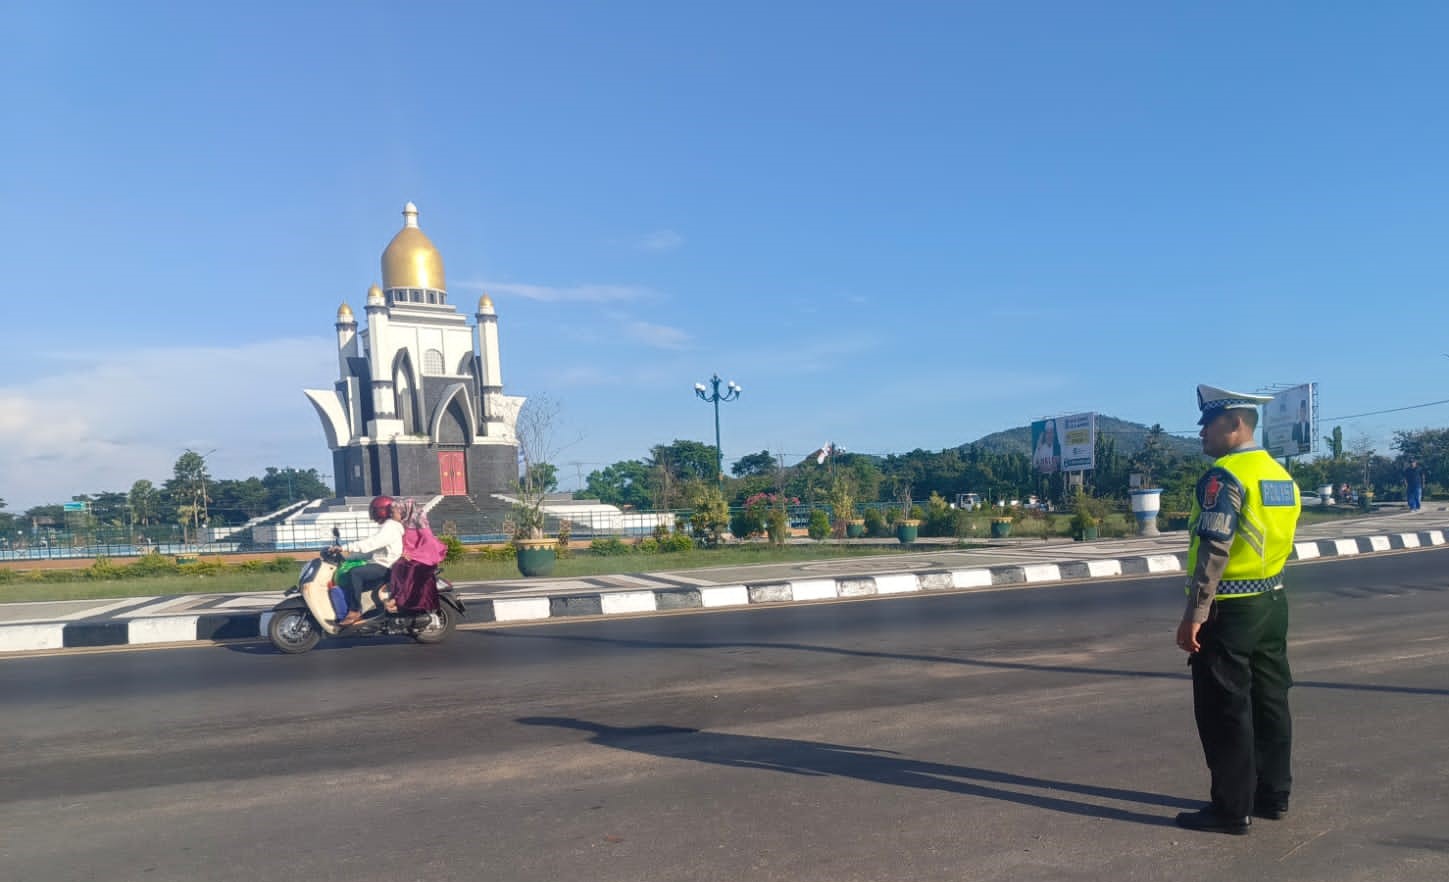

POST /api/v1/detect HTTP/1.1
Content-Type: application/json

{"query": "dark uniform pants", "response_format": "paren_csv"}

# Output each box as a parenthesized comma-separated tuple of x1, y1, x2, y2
(344, 563, 391, 613)
(1191, 588, 1292, 817)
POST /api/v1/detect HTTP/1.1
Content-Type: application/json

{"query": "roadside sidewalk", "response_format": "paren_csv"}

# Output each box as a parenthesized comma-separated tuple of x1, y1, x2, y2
(3, 509, 1447, 655)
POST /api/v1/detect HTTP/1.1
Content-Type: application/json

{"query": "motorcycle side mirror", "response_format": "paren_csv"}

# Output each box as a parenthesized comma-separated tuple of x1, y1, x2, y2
(332, 527, 341, 542)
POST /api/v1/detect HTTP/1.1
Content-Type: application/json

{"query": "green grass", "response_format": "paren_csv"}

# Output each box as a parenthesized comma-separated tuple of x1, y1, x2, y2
(0, 543, 958, 604)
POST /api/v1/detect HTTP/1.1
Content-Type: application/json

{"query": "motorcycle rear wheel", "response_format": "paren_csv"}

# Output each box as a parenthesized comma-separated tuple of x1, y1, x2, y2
(413, 602, 457, 645)
(269, 609, 322, 654)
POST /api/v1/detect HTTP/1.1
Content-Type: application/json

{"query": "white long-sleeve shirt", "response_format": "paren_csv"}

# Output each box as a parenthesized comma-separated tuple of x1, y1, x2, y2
(344, 519, 404, 568)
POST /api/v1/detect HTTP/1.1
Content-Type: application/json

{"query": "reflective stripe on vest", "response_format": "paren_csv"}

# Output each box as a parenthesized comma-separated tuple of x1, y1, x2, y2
(1187, 448, 1301, 600)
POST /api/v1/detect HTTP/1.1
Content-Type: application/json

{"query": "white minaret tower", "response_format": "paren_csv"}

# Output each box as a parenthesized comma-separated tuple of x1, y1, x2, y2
(335, 302, 357, 377)
(364, 283, 401, 435)
(475, 293, 505, 434)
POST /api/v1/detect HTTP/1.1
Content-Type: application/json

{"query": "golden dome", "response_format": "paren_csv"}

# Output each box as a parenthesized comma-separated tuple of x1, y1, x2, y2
(366, 284, 385, 306)
(336, 302, 354, 322)
(477, 293, 494, 313)
(380, 202, 446, 292)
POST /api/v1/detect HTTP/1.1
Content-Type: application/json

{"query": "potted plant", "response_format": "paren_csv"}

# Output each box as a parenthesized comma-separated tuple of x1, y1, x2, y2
(1129, 487, 1163, 536)
(1070, 490, 1108, 541)
(512, 397, 561, 577)
(893, 480, 919, 544)
(990, 504, 1014, 539)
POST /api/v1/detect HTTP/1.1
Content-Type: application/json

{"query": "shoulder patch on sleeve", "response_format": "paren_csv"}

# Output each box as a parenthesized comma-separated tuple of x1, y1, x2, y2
(1195, 467, 1241, 541)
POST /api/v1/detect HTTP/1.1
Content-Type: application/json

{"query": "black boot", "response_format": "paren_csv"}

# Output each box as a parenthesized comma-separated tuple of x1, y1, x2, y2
(1176, 806, 1251, 835)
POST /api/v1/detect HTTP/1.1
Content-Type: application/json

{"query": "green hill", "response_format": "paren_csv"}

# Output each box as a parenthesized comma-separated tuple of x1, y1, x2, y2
(967, 416, 1202, 459)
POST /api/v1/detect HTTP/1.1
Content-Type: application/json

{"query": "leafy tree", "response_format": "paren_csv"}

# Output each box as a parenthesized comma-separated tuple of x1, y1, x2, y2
(165, 449, 212, 539)
(581, 460, 652, 509)
(525, 463, 559, 494)
(731, 450, 776, 477)
(1130, 424, 1176, 488)
(129, 480, 159, 525)
(1392, 428, 1449, 493)
(646, 440, 719, 509)
(262, 467, 332, 507)
(88, 491, 128, 526)
(650, 440, 719, 483)
(0, 497, 12, 534)
(1324, 426, 1345, 461)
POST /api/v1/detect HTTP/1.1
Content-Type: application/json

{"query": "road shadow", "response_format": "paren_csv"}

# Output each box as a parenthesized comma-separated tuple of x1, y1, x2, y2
(488, 631, 1449, 698)
(517, 716, 1189, 827)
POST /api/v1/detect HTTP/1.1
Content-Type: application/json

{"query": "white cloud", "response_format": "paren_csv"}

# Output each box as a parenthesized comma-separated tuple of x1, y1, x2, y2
(635, 230, 684, 252)
(625, 321, 692, 350)
(0, 339, 337, 510)
(457, 280, 653, 303)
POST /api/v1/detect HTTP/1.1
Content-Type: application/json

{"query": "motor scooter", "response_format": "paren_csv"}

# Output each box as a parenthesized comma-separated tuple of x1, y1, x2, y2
(267, 529, 465, 654)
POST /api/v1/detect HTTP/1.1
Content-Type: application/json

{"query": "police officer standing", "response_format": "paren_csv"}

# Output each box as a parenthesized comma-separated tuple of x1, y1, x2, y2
(1175, 385, 1302, 835)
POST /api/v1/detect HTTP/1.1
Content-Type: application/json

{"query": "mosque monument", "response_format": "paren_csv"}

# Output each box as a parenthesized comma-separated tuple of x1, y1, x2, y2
(304, 202, 524, 503)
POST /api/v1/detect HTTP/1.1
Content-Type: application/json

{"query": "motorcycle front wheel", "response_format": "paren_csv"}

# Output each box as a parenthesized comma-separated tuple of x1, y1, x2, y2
(268, 609, 322, 654)
(412, 602, 457, 645)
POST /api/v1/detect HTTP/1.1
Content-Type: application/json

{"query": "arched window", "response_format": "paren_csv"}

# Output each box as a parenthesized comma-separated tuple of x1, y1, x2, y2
(423, 348, 445, 375)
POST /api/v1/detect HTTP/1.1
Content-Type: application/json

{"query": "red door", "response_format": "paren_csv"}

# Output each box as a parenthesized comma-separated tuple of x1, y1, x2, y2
(438, 451, 467, 495)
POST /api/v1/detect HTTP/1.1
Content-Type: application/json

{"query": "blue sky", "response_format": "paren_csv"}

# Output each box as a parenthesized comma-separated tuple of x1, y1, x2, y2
(4, 2, 1448, 509)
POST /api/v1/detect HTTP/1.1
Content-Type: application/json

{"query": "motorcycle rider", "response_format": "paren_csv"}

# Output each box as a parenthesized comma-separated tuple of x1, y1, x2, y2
(334, 495, 404, 627)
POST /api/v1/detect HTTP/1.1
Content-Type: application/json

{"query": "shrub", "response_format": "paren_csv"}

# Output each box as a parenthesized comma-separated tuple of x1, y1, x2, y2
(765, 509, 790, 546)
(807, 509, 831, 540)
(863, 508, 888, 538)
(556, 520, 573, 559)
(590, 537, 633, 556)
(637, 537, 660, 554)
(730, 507, 764, 539)
(440, 535, 466, 563)
(480, 543, 517, 561)
(86, 557, 124, 580)
(662, 532, 694, 553)
(128, 552, 180, 577)
(922, 492, 954, 537)
(689, 486, 730, 548)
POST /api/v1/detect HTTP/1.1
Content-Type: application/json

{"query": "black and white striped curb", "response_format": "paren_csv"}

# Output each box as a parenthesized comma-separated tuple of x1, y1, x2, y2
(4, 529, 1445, 654)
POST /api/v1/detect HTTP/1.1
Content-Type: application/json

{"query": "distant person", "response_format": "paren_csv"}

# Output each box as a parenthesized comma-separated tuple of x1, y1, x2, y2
(1175, 384, 1301, 835)
(1033, 421, 1060, 474)
(1403, 459, 1425, 511)
(1289, 400, 1310, 454)
(1337, 483, 1353, 505)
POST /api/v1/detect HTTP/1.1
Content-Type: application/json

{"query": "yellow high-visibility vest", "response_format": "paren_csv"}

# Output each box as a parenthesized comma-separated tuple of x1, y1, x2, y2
(1186, 447, 1301, 599)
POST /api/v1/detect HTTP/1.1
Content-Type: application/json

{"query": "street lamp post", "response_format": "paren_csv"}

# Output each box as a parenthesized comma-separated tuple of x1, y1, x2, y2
(694, 374, 741, 484)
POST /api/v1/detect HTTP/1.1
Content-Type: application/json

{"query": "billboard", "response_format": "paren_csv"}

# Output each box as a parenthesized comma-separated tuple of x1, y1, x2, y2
(1031, 412, 1096, 474)
(1263, 383, 1315, 458)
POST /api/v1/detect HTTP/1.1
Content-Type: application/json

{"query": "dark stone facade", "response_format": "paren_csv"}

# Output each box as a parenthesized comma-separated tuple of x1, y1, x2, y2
(332, 442, 515, 500)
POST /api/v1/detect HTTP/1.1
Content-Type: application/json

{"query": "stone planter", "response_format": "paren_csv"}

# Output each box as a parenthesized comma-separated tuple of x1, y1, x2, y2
(515, 539, 558, 578)
(846, 519, 866, 539)
(990, 517, 1013, 539)
(1129, 488, 1163, 537)
(896, 519, 921, 544)
(1074, 524, 1099, 541)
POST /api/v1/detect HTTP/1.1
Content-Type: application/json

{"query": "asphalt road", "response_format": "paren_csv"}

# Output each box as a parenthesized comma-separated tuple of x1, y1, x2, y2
(2, 550, 1447, 882)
